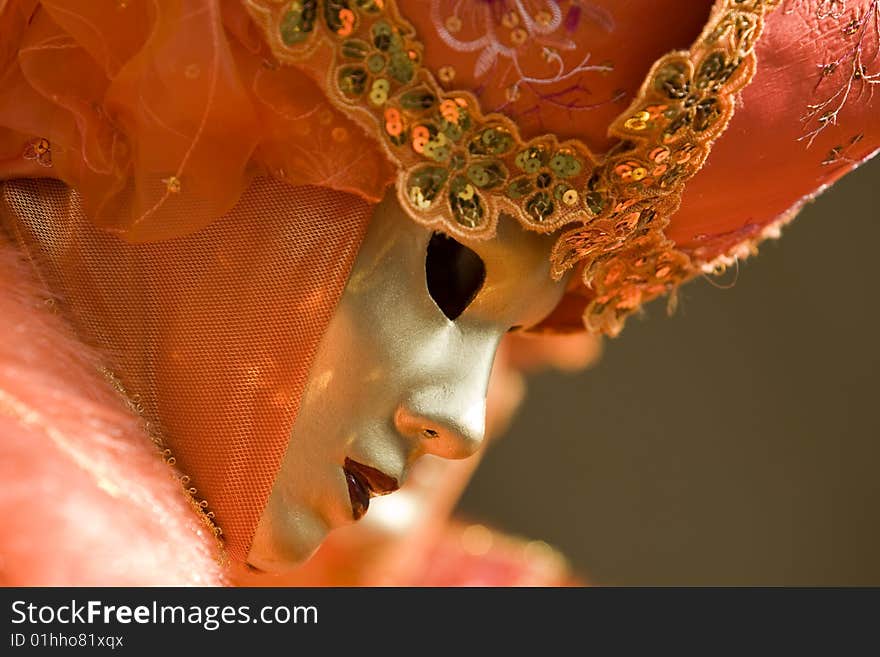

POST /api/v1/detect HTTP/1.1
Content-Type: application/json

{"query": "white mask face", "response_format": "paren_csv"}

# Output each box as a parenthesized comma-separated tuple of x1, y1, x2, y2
(247, 189, 569, 572)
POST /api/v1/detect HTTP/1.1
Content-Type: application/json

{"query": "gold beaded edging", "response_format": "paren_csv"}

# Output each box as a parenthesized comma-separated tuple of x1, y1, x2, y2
(245, 0, 780, 336)
(102, 368, 229, 566)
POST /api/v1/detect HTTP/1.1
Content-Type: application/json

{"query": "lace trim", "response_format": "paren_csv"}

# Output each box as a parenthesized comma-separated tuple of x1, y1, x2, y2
(245, 0, 781, 335)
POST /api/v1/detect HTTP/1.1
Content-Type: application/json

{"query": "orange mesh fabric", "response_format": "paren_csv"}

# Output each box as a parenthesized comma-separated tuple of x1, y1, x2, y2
(1, 178, 373, 560)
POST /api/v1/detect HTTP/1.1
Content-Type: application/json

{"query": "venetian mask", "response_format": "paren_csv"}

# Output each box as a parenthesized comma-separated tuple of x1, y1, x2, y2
(3, 0, 870, 583)
(247, 189, 568, 571)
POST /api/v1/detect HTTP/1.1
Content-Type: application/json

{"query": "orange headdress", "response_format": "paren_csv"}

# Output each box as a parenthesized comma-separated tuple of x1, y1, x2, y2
(1, 0, 877, 560)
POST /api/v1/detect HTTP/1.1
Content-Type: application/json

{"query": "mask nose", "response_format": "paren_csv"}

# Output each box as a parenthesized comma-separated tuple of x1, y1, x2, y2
(395, 385, 487, 459)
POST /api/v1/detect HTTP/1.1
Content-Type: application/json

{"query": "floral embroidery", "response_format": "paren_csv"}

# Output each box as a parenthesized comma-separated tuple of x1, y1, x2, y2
(427, 0, 619, 123)
(821, 132, 865, 164)
(797, 0, 880, 146)
(244, 0, 781, 335)
(22, 138, 53, 168)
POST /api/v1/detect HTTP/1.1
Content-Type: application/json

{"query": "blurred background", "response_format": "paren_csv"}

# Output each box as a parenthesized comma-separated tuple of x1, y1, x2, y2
(458, 155, 880, 586)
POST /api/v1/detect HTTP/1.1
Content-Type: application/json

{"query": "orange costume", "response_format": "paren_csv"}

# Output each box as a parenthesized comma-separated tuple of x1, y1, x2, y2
(0, 0, 877, 584)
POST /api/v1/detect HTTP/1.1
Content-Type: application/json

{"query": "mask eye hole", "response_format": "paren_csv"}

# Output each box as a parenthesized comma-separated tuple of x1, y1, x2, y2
(425, 232, 486, 321)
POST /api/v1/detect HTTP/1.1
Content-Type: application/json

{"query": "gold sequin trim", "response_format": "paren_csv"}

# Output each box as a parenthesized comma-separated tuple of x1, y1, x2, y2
(245, 0, 781, 335)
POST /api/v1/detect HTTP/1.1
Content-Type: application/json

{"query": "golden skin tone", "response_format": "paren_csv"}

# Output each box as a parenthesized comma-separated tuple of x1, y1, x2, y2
(247, 189, 569, 573)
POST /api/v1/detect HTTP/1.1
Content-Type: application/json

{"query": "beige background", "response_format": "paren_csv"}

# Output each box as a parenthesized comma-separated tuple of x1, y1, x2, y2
(459, 155, 880, 585)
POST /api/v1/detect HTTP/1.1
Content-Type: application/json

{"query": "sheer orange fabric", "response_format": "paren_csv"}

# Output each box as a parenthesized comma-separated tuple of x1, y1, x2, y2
(2, 179, 372, 559)
(1, 0, 878, 561)
(0, 0, 393, 242)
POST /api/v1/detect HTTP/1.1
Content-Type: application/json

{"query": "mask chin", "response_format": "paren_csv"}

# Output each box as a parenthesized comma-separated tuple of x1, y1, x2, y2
(247, 498, 329, 574)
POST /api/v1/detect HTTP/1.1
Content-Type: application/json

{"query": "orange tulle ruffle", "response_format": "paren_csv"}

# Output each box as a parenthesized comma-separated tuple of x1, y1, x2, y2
(0, 0, 394, 242)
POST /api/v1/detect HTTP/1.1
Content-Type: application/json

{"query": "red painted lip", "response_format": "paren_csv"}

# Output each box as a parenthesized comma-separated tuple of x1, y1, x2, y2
(343, 458, 399, 521)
